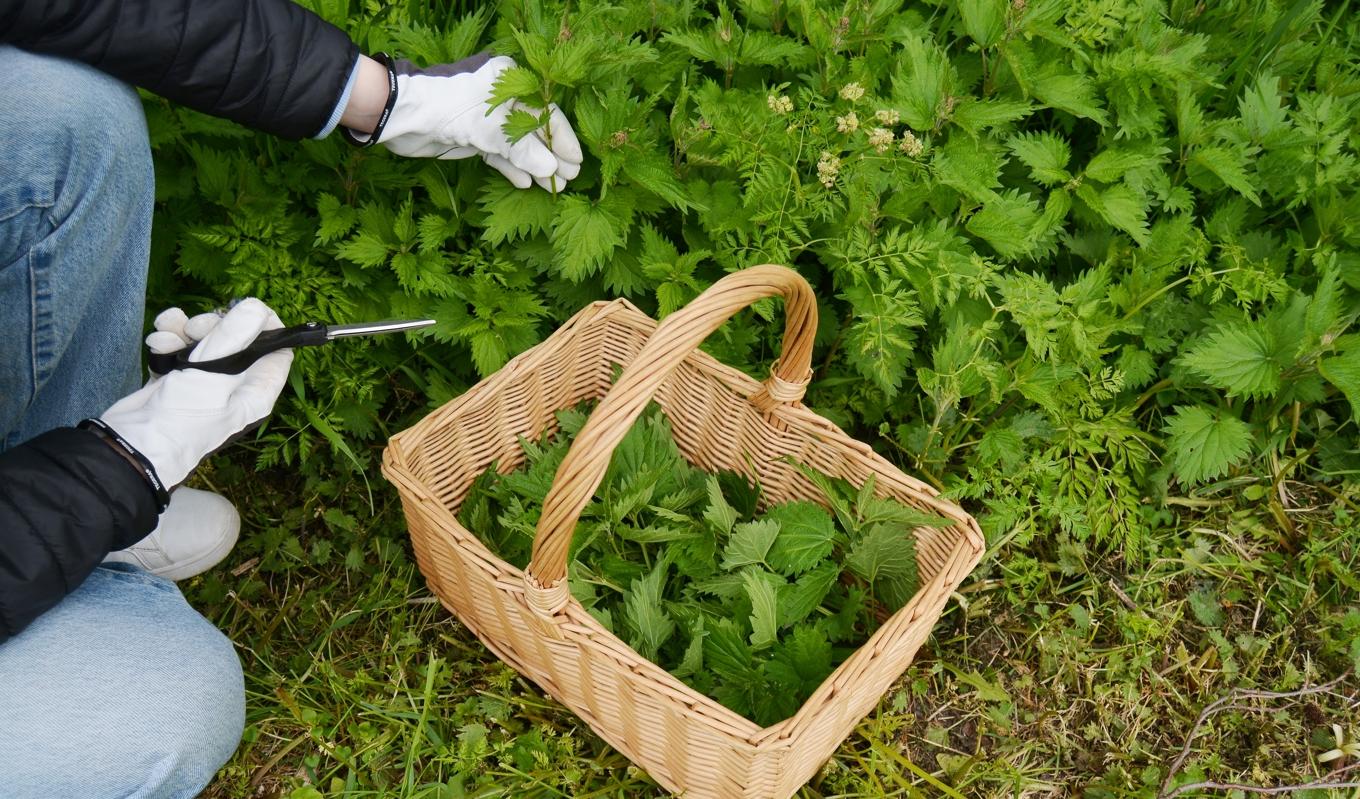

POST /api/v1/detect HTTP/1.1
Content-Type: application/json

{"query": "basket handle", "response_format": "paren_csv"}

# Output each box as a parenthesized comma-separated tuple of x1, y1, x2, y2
(523, 264, 818, 607)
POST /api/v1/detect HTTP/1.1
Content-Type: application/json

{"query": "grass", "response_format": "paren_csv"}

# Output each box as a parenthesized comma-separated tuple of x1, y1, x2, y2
(188, 448, 1359, 798)
(133, 1, 1360, 791)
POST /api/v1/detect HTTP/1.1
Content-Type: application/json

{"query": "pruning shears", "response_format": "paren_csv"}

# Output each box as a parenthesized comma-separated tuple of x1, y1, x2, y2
(148, 318, 436, 376)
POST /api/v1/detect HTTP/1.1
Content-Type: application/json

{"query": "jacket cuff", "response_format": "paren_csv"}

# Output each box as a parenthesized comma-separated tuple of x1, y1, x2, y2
(28, 429, 161, 550)
(314, 55, 362, 139)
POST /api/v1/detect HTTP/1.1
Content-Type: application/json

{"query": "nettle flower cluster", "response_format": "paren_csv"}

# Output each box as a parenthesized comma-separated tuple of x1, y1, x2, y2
(813, 82, 927, 187)
(761, 81, 930, 190)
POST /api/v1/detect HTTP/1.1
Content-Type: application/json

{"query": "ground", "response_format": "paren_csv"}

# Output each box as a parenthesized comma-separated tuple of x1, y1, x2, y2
(190, 450, 1358, 799)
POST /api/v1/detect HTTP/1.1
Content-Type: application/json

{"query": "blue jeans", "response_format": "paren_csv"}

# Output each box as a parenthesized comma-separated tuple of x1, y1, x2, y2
(0, 48, 244, 796)
(0, 45, 148, 450)
(0, 564, 245, 798)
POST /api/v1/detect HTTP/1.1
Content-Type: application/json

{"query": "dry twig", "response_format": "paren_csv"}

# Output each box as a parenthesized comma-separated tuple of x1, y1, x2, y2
(1159, 671, 1358, 798)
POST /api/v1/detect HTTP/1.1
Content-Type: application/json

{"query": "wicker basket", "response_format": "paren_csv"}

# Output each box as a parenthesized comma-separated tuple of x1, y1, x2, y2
(382, 265, 984, 798)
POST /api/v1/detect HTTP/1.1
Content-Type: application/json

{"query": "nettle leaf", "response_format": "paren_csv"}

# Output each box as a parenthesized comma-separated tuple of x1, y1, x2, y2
(1182, 325, 1283, 399)
(721, 519, 780, 571)
(392, 198, 418, 244)
(999, 271, 1062, 360)
(692, 572, 746, 599)
(1031, 71, 1109, 126)
(623, 152, 701, 211)
(767, 625, 834, 698)
(766, 502, 836, 576)
(1008, 132, 1072, 186)
(933, 136, 1005, 202)
(1084, 142, 1170, 183)
(488, 66, 541, 108)
(550, 195, 626, 281)
(391, 250, 457, 296)
(546, 36, 596, 86)
(743, 570, 780, 650)
(1164, 405, 1254, 485)
(1319, 344, 1360, 423)
(315, 193, 358, 243)
(1190, 145, 1261, 206)
(479, 181, 557, 245)
(1304, 261, 1341, 343)
(663, 29, 729, 68)
(511, 29, 552, 75)
(335, 229, 391, 268)
(967, 190, 1044, 260)
(846, 523, 920, 610)
(858, 492, 951, 530)
(793, 462, 858, 533)
(959, 0, 1006, 48)
(641, 224, 709, 316)
(704, 618, 754, 684)
(417, 213, 458, 252)
(739, 30, 813, 67)
(951, 98, 1033, 136)
(703, 475, 739, 534)
(1239, 73, 1290, 142)
(779, 561, 840, 628)
(500, 107, 546, 144)
(623, 559, 676, 661)
(1076, 182, 1150, 245)
(673, 619, 706, 678)
(893, 33, 955, 130)
(467, 331, 510, 375)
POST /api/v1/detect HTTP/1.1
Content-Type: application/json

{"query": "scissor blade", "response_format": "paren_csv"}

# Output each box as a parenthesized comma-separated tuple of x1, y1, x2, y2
(324, 319, 436, 339)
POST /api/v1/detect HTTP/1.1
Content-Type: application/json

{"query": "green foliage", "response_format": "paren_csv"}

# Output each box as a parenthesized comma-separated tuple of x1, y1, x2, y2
(144, 0, 1360, 648)
(459, 405, 937, 725)
(1162, 405, 1253, 485)
(149, 3, 1360, 793)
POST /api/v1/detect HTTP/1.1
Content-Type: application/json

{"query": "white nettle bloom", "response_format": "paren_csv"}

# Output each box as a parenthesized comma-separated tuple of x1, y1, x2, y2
(835, 111, 859, 133)
(839, 82, 865, 101)
(875, 108, 901, 126)
(868, 127, 894, 153)
(816, 151, 841, 187)
(899, 130, 924, 157)
(767, 94, 793, 115)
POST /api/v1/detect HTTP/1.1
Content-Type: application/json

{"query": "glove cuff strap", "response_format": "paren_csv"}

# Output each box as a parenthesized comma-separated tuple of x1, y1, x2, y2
(79, 419, 172, 513)
(341, 53, 399, 148)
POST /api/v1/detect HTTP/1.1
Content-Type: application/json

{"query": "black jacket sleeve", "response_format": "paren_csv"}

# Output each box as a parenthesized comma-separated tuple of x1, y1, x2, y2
(0, 0, 360, 140)
(0, 428, 158, 643)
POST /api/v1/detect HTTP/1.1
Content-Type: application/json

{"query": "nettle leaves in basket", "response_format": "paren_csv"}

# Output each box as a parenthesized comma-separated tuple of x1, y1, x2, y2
(458, 403, 949, 725)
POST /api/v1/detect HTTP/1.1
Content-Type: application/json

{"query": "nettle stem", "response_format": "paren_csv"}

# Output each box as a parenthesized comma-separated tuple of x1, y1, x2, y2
(541, 82, 558, 194)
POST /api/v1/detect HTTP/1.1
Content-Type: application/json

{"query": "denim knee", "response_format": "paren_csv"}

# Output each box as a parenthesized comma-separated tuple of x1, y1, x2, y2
(0, 46, 152, 221)
(0, 567, 245, 799)
(0, 46, 153, 445)
(125, 602, 246, 797)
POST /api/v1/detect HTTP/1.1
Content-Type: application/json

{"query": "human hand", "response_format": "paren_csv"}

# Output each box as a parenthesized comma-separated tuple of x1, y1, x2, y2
(341, 53, 583, 191)
(98, 298, 294, 488)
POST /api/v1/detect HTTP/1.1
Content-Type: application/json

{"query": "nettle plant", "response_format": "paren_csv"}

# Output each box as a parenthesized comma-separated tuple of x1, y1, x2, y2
(143, 0, 1360, 566)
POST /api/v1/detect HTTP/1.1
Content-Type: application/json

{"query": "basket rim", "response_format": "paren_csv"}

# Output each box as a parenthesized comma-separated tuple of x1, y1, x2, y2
(389, 298, 983, 547)
(382, 297, 986, 747)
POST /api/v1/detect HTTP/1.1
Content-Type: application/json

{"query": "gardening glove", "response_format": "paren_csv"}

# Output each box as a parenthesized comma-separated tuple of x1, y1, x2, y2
(144, 306, 231, 373)
(350, 54, 583, 191)
(98, 298, 294, 489)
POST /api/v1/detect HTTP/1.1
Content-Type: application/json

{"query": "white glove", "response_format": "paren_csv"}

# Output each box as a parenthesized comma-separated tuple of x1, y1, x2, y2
(364, 54, 583, 191)
(144, 306, 230, 367)
(99, 298, 294, 488)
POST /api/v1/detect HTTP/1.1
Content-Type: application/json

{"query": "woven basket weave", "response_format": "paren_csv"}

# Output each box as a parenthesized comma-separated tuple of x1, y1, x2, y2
(383, 265, 984, 798)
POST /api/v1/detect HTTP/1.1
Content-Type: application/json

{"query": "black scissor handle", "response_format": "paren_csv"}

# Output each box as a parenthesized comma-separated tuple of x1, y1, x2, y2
(147, 323, 329, 375)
